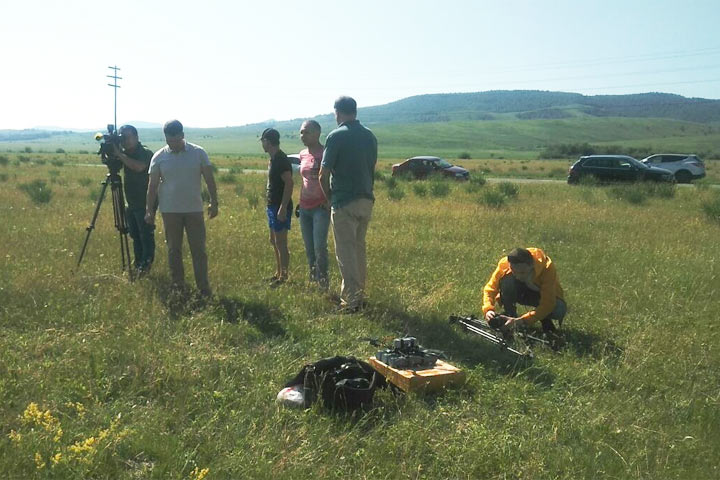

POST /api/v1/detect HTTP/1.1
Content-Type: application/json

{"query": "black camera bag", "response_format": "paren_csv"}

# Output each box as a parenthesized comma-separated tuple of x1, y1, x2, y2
(284, 356, 386, 410)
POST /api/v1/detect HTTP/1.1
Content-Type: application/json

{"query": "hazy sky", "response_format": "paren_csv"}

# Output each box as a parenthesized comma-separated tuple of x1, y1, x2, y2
(2, 0, 719, 129)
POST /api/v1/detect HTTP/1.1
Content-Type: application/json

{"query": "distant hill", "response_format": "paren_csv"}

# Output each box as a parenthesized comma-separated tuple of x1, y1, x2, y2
(2, 91, 720, 158)
(355, 90, 720, 124)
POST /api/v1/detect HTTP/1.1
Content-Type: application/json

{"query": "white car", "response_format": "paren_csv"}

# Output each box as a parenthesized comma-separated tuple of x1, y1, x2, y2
(641, 154, 705, 183)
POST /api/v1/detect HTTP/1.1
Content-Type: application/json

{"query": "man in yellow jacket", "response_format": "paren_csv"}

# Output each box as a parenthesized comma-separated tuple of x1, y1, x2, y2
(482, 247, 566, 333)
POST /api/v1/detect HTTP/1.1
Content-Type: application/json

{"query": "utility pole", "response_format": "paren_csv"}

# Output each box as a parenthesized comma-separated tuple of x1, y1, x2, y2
(107, 66, 121, 131)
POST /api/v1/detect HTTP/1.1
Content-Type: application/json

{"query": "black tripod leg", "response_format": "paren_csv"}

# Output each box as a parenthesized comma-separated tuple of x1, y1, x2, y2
(76, 177, 110, 270)
(110, 177, 135, 282)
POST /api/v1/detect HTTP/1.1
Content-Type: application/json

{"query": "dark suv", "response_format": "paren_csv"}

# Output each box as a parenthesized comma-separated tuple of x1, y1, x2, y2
(567, 155, 674, 184)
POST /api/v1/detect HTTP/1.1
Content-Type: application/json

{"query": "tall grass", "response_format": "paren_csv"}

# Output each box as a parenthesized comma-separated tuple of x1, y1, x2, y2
(1, 163, 719, 479)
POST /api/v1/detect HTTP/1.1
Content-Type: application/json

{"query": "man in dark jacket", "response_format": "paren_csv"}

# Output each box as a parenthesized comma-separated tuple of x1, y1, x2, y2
(113, 124, 155, 276)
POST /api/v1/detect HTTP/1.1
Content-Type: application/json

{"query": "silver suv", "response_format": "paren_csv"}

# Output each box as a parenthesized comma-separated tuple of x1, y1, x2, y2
(641, 154, 705, 183)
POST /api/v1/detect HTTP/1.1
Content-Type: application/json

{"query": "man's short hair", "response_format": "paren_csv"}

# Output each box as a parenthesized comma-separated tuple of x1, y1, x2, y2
(260, 127, 280, 146)
(119, 124, 138, 137)
(334, 96, 357, 116)
(303, 119, 321, 133)
(507, 248, 534, 265)
(163, 119, 184, 136)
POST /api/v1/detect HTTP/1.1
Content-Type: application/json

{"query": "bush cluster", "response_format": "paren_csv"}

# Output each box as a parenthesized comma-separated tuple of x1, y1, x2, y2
(477, 182, 521, 208)
(19, 179, 53, 204)
(701, 192, 720, 224)
(429, 180, 450, 197)
(539, 143, 654, 160)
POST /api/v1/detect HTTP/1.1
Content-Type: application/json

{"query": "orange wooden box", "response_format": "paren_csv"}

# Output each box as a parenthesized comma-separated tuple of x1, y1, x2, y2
(368, 357, 465, 393)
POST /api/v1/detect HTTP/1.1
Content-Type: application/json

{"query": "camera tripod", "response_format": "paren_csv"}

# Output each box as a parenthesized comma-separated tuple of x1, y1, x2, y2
(76, 171, 135, 282)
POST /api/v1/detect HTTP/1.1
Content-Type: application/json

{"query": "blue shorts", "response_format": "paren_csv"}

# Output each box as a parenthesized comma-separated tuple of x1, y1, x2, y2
(267, 205, 292, 232)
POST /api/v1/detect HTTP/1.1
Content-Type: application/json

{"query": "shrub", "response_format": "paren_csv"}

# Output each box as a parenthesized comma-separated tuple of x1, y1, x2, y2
(246, 192, 259, 209)
(229, 166, 244, 175)
(19, 179, 52, 204)
(234, 184, 245, 196)
(385, 177, 398, 190)
(24, 146, 32, 153)
(219, 173, 237, 184)
(78, 177, 93, 187)
(48, 170, 60, 178)
(388, 186, 405, 201)
(50, 159, 65, 167)
(548, 168, 566, 178)
(701, 193, 720, 224)
(56, 148, 65, 154)
(374, 170, 386, 182)
(412, 183, 427, 197)
(18, 155, 30, 163)
(429, 180, 450, 197)
(479, 188, 506, 208)
(465, 175, 486, 194)
(608, 185, 646, 205)
(497, 181, 519, 198)
(0, 173, 8, 182)
(34, 159, 47, 165)
(470, 175, 487, 187)
(78, 150, 89, 154)
(644, 182, 676, 199)
(578, 175, 600, 186)
(0, 155, 8, 166)
(458, 152, 471, 160)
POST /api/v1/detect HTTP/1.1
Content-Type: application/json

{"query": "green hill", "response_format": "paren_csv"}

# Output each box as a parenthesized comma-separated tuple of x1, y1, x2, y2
(2, 90, 720, 159)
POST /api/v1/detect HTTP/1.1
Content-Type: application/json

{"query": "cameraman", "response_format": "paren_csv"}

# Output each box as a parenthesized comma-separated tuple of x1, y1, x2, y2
(112, 125, 155, 276)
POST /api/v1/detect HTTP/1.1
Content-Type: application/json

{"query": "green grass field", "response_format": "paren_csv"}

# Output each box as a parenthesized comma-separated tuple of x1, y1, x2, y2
(2, 160, 720, 479)
(3, 116, 720, 160)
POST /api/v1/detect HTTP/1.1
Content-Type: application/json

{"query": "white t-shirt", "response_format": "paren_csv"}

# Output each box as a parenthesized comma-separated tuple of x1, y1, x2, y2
(149, 142, 211, 213)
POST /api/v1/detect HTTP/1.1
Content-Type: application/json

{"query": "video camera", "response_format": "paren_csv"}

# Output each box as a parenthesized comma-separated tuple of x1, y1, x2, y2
(375, 336, 441, 370)
(94, 124, 123, 174)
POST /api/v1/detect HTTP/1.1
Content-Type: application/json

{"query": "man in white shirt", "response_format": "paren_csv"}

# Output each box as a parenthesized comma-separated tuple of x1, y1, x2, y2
(145, 120, 218, 296)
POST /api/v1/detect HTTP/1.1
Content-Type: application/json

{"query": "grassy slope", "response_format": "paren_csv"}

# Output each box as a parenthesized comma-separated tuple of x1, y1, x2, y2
(1, 163, 719, 478)
(3, 117, 719, 160)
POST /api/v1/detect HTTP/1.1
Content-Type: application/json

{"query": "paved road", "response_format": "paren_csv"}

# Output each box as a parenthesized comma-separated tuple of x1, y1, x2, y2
(65, 163, 717, 187)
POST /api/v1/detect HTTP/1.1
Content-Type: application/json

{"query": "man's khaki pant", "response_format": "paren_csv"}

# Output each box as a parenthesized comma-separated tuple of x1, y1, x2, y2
(331, 198, 373, 308)
(161, 212, 211, 295)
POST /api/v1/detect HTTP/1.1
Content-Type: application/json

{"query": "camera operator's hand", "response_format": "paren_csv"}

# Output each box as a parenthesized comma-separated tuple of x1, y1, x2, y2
(503, 316, 524, 328)
(485, 310, 497, 323)
(208, 203, 218, 219)
(144, 210, 155, 226)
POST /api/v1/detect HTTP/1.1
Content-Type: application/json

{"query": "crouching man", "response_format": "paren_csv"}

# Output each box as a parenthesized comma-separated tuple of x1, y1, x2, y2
(482, 247, 567, 335)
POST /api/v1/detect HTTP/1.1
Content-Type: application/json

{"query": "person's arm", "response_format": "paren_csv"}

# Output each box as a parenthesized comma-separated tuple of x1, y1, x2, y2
(201, 164, 219, 219)
(145, 169, 160, 225)
(319, 167, 331, 207)
(319, 133, 338, 208)
(276, 171, 294, 221)
(519, 263, 558, 324)
(482, 263, 503, 320)
(113, 145, 148, 172)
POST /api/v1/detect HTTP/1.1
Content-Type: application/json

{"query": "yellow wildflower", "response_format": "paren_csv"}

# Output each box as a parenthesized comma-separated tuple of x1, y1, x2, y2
(51, 452, 63, 466)
(8, 429, 22, 443)
(34, 452, 46, 469)
(190, 466, 210, 480)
